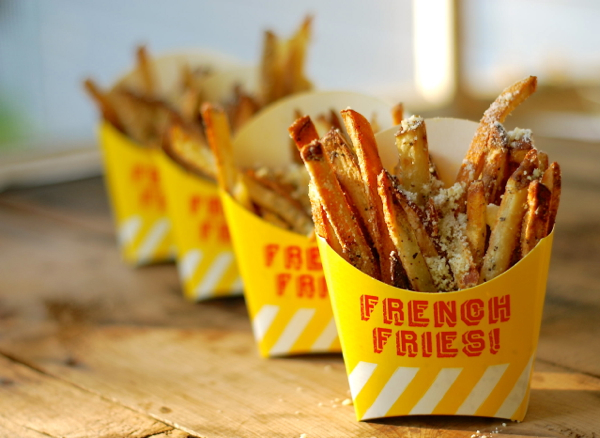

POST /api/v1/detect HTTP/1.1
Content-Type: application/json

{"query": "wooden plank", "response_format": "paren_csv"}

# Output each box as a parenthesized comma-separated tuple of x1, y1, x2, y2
(0, 355, 170, 438)
(0, 204, 248, 333)
(0, 177, 114, 236)
(0, 418, 51, 438)
(4, 325, 600, 438)
(0, 133, 599, 438)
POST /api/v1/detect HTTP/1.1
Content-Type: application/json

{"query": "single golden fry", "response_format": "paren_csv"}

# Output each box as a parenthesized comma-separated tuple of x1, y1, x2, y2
(542, 162, 562, 233)
(308, 182, 344, 255)
(288, 115, 320, 149)
(520, 180, 552, 257)
(201, 103, 253, 210)
(259, 30, 281, 105)
(301, 140, 379, 279)
(341, 108, 396, 284)
(136, 45, 155, 97)
(481, 149, 538, 282)
(537, 150, 549, 174)
(83, 79, 124, 132)
(391, 103, 404, 125)
(282, 15, 313, 97)
(466, 180, 487, 269)
(481, 122, 509, 205)
(377, 171, 435, 291)
(456, 76, 537, 185)
(393, 115, 431, 203)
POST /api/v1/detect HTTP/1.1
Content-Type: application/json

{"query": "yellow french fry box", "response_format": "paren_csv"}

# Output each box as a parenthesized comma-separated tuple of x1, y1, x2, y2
(100, 122, 175, 265)
(156, 153, 243, 300)
(318, 118, 554, 421)
(98, 51, 243, 265)
(222, 91, 394, 357)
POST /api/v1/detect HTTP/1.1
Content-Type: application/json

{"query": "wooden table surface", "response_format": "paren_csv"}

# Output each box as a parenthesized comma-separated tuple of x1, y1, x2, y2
(1, 133, 600, 437)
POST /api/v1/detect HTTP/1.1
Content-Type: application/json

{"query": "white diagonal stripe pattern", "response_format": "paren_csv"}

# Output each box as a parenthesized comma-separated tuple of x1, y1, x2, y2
(252, 305, 279, 342)
(118, 215, 142, 246)
(348, 362, 378, 400)
(269, 308, 316, 356)
(179, 249, 203, 281)
(495, 355, 534, 419)
(136, 218, 171, 264)
(194, 251, 234, 299)
(409, 368, 463, 415)
(311, 318, 338, 351)
(229, 276, 244, 295)
(456, 363, 509, 415)
(362, 367, 419, 420)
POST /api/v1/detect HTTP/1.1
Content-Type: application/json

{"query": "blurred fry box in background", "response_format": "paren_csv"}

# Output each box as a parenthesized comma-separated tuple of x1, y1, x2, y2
(100, 123, 174, 265)
(154, 66, 257, 300)
(222, 91, 394, 357)
(318, 119, 554, 421)
(156, 153, 243, 300)
(98, 51, 241, 265)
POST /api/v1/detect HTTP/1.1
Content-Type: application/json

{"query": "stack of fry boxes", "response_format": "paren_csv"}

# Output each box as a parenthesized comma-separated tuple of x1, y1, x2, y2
(99, 51, 246, 300)
(95, 52, 554, 424)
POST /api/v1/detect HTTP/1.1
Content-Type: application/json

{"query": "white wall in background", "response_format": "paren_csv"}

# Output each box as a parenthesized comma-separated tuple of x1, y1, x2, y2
(1, 0, 600, 152)
(463, 0, 600, 95)
(0, 0, 413, 149)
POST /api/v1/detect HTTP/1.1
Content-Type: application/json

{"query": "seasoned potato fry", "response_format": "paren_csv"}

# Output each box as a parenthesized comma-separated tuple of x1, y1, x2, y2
(341, 109, 396, 284)
(481, 150, 538, 282)
(301, 140, 379, 279)
(136, 45, 155, 97)
(378, 171, 435, 292)
(83, 79, 124, 132)
(520, 180, 552, 257)
(537, 150, 549, 174)
(202, 103, 253, 210)
(542, 162, 562, 232)
(308, 182, 344, 255)
(457, 76, 537, 186)
(288, 115, 320, 149)
(466, 180, 487, 269)
(393, 115, 430, 203)
(481, 122, 509, 205)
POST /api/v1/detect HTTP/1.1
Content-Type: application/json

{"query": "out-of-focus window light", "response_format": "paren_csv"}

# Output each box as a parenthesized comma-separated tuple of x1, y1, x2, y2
(412, 0, 456, 106)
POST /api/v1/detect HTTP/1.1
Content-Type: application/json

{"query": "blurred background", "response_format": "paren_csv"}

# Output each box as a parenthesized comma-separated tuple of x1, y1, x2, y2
(1, 0, 599, 189)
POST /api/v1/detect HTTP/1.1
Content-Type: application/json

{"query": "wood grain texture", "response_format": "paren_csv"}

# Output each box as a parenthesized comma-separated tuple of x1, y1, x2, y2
(0, 355, 170, 438)
(1, 325, 578, 438)
(1, 127, 600, 438)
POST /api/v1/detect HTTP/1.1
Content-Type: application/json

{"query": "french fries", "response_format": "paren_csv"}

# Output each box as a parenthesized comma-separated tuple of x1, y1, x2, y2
(480, 150, 538, 282)
(85, 17, 314, 184)
(341, 109, 398, 284)
(295, 76, 560, 292)
(393, 116, 431, 204)
(301, 140, 379, 279)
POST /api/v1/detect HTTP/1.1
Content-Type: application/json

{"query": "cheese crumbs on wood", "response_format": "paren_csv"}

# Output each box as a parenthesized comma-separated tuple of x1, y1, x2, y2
(293, 76, 561, 292)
